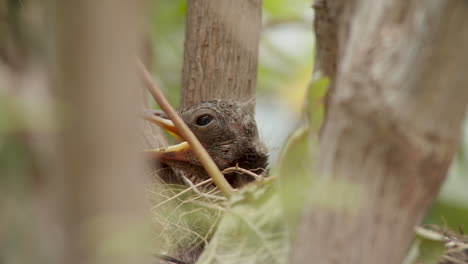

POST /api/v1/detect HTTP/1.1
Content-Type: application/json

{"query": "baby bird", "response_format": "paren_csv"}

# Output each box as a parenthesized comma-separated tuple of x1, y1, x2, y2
(144, 100, 268, 188)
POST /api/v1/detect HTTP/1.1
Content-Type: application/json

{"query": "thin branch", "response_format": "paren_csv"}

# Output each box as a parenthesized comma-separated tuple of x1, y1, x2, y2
(137, 59, 234, 198)
(222, 166, 263, 181)
(181, 175, 227, 201)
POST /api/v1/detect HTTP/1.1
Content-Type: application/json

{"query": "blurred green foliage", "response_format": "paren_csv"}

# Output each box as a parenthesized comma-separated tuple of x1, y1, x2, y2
(426, 201, 468, 231)
(0, 94, 40, 263)
(404, 227, 446, 264)
(151, 0, 187, 107)
(0, 96, 27, 133)
(276, 76, 326, 229)
(197, 181, 290, 264)
(0, 96, 35, 195)
(263, 0, 309, 19)
(277, 126, 311, 230)
(305, 76, 328, 129)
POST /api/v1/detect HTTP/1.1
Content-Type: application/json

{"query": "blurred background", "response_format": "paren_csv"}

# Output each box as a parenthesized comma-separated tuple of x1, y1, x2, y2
(0, 1, 467, 259)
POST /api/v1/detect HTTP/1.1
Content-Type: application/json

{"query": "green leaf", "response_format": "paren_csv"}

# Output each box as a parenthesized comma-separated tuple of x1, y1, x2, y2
(275, 123, 363, 233)
(197, 181, 290, 264)
(305, 75, 329, 127)
(275, 75, 328, 230)
(276, 126, 313, 230)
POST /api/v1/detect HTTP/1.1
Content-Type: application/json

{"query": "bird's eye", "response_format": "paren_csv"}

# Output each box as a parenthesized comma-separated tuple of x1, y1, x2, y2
(195, 115, 213, 126)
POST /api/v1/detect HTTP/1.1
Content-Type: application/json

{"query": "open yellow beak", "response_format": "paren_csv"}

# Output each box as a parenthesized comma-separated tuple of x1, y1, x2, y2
(143, 109, 191, 161)
(143, 109, 183, 141)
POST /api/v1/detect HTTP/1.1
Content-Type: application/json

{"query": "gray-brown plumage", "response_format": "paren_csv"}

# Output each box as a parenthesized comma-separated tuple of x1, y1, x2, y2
(148, 100, 268, 188)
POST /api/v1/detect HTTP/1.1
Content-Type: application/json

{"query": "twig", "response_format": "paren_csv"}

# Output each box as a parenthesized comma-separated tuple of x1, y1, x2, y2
(137, 59, 234, 198)
(181, 176, 227, 201)
(222, 165, 263, 181)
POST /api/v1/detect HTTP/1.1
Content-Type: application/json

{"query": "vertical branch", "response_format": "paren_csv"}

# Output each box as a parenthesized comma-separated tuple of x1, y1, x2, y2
(291, 1, 468, 264)
(52, 1, 149, 264)
(181, 0, 262, 116)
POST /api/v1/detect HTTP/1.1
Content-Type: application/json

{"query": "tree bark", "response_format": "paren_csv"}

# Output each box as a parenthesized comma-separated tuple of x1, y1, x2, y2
(181, 0, 262, 115)
(52, 1, 150, 264)
(292, 1, 468, 264)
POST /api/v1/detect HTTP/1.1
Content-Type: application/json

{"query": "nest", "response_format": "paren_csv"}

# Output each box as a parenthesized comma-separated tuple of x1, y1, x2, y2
(146, 170, 226, 262)
(438, 230, 468, 264)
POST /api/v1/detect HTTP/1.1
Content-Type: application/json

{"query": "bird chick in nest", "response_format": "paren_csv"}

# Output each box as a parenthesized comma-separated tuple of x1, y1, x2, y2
(144, 100, 269, 188)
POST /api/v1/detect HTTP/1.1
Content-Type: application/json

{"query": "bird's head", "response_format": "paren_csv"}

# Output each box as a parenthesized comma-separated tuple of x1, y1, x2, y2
(144, 100, 268, 186)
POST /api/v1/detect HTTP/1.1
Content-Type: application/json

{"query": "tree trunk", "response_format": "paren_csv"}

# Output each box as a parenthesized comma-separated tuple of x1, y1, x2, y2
(181, 0, 262, 115)
(52, 1, 150, 264)
(292, 1, 468, 264)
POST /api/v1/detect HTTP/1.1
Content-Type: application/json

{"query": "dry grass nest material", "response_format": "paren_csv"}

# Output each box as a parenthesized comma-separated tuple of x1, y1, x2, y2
(146, 166, 265, 257)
